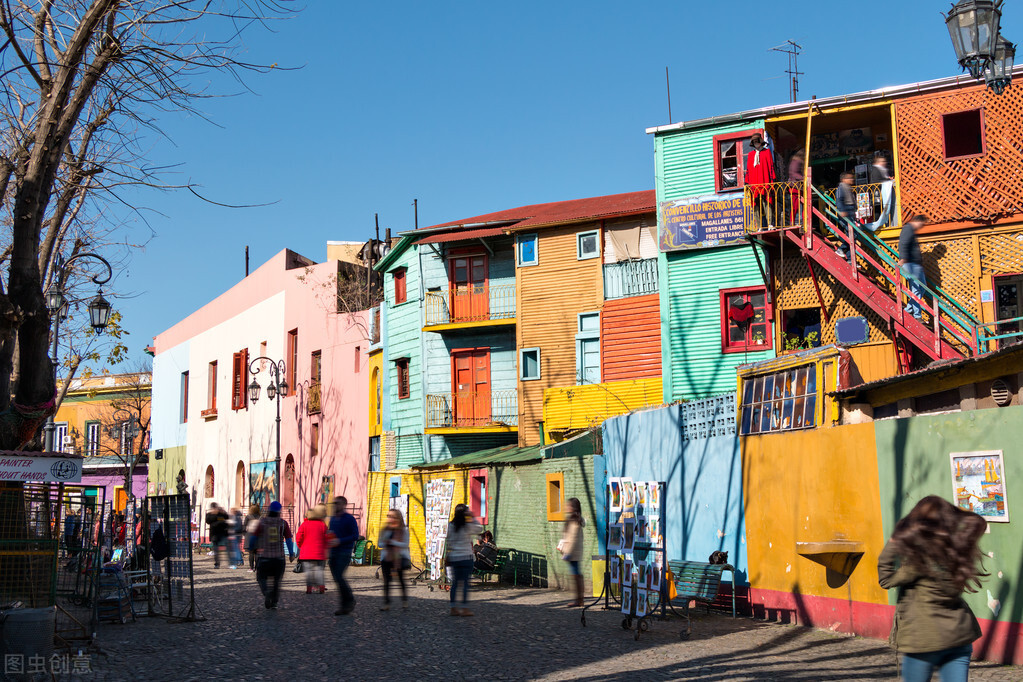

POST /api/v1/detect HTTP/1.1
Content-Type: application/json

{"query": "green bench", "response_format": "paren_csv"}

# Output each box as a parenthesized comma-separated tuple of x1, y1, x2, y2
(666, 560, 736, 639)
(473, 548, 509, 584)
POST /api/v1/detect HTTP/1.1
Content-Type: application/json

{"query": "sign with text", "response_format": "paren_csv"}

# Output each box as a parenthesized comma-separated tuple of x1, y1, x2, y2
(659, 193, 746, 252)
(0, 454, 82, 482)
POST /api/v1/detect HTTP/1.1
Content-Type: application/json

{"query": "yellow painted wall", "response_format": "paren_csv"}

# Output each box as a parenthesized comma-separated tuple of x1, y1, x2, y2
(53, 376, 151, 455)
(543, 377, 661, 442)
(516, 223, 604, 447)
(846, 342, 898, 385)
(742, 423, 888, 607)
(369, 350, 383, 438)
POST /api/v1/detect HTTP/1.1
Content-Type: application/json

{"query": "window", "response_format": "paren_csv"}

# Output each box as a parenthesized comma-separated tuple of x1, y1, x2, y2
(54, 422, 69, 453)
(740, 364, 818, 435)
(283, 455, 295, 505)
(942, 108, 985, 160)
(396, 358, 410, 400)
(576, 312, 600, 384)
(86, 421, 100, 457)
(311, 350, 322, 385)
(310, 422, 320, 458)
(782, 308, 823, 351)
(721, 287, 771, 353)
(287, 329, 298, 395)
(354, 346, 361, 373)
(204, 465, 215, 498)
(180, 371, 189, 423)
(207, 361, 218, 411)
(713, 129, 761, 193)
(520, 347, 541, 381)
(389, 475, 401, 498)
(577, 230, 600, 260)
(231, 349, 248, 410)
(546, 472, 565, 521)
(369, 437, 381, 472)
(470, 469, 488, 525)
(393, 267, 407, 304)
(517, 233, 538, 266)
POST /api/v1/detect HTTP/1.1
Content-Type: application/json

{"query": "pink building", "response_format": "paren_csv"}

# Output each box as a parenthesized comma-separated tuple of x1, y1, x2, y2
(151, 248, 370, 537)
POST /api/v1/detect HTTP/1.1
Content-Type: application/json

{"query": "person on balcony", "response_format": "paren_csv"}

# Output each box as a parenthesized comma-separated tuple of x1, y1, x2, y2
(867, 152, 896, 232)
(868, 151, 893, 183)
(786, 149, 805, 227)
(744, 133, 776, 228)
(834, 172, 858, 263)
(899, 216, 929, 321)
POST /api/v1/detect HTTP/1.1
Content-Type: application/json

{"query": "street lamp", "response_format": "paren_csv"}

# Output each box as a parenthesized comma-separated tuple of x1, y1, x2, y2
(108, 409, 141, 500)
(944, 0, 1004, 79)
(43, 252, 114, 452)
(247, 357, 288, 504)
(983, 35, 1016, 94)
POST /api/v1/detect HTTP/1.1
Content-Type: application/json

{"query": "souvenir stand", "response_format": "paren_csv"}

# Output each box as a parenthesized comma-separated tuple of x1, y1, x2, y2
(581, 479, 667, 640)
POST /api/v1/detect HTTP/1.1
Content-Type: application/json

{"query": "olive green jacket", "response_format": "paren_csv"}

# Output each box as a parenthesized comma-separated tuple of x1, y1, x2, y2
(877, 540, 982, 653)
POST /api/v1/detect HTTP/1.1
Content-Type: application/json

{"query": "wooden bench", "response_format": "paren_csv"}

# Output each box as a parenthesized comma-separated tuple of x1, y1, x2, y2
(666, 560, 736, 639)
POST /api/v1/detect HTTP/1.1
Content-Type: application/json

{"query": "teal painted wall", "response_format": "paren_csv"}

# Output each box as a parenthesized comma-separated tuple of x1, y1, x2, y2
(654, 120, 774, 402)
(874, 406, 1023, 664)
(385, 244, 425, 467)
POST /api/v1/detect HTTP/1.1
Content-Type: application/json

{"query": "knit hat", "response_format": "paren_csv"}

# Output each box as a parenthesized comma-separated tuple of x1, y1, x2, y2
(269, 501, 282, 513)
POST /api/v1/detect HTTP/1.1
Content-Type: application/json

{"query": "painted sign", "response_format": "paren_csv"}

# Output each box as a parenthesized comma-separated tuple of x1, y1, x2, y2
(659, 194, 746, 252)
(249, 461, 276, 508)
(951, 450, 1009, 522)
(0, 454, 81, 482)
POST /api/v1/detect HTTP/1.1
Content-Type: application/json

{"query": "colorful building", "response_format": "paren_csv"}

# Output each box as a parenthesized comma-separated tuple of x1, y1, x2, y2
(151, 247, 371, 536)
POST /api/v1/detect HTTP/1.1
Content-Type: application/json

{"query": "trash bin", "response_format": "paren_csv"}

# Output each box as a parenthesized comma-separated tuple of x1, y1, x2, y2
(0, 606, 56, 668)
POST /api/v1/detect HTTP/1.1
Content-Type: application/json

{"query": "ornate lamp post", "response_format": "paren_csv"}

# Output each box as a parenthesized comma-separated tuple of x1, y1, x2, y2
(43, 252, 114, 452)
(247, 357, 288, 503)
(984, 36, 1016, 94)
(944, 0, 1004, 78)
(107, 409, 141, 500)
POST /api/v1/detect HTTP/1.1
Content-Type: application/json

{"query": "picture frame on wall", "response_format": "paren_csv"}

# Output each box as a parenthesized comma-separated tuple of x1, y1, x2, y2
(622, 478, 636, 511)
(623, 559, 633, 586)
(636, 589, 648, 617)
(610, 478, 623, 512)
(621, 585, 633, 615)
(950, 450, 1009, 522)
(650, 564, 661, 592)
(608, 523, 624, 551)
(649, 482, 660, 508)
(623, 518, 635, 552)
(610, 556, 620, 585)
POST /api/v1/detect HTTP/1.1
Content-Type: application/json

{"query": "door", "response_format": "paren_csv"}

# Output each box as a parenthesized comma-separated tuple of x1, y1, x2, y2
(452, 349, 491, 427)
(115, 487, 128, 512)
(450, 255, 488, 322)
(579, 338, 600, 384)
(995, 274, 1023, 349)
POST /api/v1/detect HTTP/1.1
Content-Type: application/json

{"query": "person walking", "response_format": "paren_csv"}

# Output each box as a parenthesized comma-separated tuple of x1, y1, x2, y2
(296, 505, 331, 594)
(205, 503, 229, 568)
(229, 507, 244, 568)
(378, 509, 410, 611)
(899, 215, 929, 321)
(835, 171, 857, 263)
(244, 504, 261, 572)
(445, 504, 482, 617)
(559, 497, 586, 607)
(252, 500, 295, 609)
(878, 495, 987, 682)
(328, 496, 359, 615)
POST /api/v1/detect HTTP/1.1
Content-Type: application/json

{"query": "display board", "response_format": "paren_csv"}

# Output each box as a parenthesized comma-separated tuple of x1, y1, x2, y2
(424, 480, 454, 581)
(606, 478, 664, 618)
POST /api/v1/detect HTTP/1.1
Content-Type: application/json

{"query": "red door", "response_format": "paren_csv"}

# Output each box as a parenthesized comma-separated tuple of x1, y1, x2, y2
(452, 350, 491, 426)
(450, 255, 488, 322)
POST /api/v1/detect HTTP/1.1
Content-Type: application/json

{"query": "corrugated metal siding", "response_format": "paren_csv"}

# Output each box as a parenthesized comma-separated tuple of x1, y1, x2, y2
(543, 377, 661, 438)
(386, 244, 425, 464)
(601, 294, 662, 382)
(657, 120, 765, 202)
(427, 433, 518, 462)
(394, 434, 423, 469)
(665, 248, 773, 401)
(517, 222, 604, 447)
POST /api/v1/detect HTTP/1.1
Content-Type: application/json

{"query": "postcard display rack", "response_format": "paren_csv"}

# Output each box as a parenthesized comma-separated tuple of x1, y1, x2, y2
(581, 479, 666, 640)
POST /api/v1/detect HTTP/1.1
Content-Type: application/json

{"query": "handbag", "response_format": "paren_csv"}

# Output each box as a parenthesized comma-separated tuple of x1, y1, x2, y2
(665, 567, 678, 600)
(401, 556, 411, 571)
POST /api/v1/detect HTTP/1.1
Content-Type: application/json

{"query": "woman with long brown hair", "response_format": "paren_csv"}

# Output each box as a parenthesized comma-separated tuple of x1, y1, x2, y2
(378, 509, 410, 610)
(878, 495, 988, 682)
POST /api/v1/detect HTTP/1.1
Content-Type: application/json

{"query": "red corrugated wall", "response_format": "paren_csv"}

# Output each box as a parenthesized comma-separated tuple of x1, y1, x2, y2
(601, 293, 662, 382)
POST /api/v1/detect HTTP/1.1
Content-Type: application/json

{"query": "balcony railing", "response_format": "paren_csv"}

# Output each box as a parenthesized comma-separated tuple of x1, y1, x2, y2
(743, 181, 897, 235)
(603, 258, 659, 300)
(424, 283, 516, 327)
(426, 389, 518, 429)
(307, 382, 321, 415)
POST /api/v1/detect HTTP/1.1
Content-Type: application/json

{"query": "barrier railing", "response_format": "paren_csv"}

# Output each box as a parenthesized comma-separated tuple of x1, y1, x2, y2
(425, 389, 518, 428)
(603, 258, 659, 299)
(424, 283, 516, 327)
(743, 181, 805, 233)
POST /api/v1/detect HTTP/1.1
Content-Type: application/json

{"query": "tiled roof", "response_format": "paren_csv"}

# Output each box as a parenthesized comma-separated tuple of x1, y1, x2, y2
(414, 226, 507, 245)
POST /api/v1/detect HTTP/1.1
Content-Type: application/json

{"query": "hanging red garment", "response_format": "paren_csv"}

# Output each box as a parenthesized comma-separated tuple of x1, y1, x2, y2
(745, 148, 776, 200)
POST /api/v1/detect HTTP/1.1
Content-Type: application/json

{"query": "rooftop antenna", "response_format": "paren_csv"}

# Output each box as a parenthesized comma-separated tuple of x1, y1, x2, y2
(413, 198, 418, 230)
(770, 40, 803, 103)
(665, 66, 672, 124)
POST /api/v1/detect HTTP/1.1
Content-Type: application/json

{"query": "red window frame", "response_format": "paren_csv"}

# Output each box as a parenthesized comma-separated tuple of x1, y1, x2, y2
(231, 348, 248, 410)
(720, 286, 772, 353)
(393, 267, 407, 304)
(286, 329, 298, 396)
(469, 468, 488, 525)
(941, 108, 987, 161)
(396, 358, 410, 400)
(207, 360, 218, 410)
(712, 128, 765, 194)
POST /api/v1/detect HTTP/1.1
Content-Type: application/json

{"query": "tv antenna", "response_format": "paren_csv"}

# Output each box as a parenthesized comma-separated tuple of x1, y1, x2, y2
(769, 40, 803, 103)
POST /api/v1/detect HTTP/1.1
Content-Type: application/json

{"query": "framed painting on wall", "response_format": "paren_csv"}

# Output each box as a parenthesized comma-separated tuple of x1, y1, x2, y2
(950, 450, 1009, 523)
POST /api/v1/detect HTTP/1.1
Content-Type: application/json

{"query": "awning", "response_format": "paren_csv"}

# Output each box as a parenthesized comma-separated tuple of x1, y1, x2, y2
(412, 444, 542, 469)
(414, 226, 507, 245)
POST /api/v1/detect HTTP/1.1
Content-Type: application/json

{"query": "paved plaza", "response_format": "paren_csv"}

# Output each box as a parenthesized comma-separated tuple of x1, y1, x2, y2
(82, 558, 1022, 681)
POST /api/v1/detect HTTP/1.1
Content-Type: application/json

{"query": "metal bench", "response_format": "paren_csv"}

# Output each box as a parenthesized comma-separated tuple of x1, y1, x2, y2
(666, 560, 736, 639)
(473, 547, 508, 584)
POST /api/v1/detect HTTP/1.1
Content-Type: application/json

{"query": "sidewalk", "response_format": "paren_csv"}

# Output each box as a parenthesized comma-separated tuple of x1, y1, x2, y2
(83, 558, 1022, 681)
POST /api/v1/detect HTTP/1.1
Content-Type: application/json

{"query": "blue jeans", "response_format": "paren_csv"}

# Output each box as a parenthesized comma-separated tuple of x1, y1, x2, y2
(567, 560, 581, 576)
(449, 558, 474, 604)
(329, 553, 355, 608)
(902, 644, 971, 682)
(230, 537, 243, 565)
(901, 262, 927, 319)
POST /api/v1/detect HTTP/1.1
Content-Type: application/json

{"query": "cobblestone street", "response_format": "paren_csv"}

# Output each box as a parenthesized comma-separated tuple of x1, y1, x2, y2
(77, 558, 1023, 681)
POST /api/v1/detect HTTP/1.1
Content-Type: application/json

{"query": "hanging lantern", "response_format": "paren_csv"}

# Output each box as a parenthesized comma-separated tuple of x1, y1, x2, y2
(266, 380, 277, 401)
(944, 0, 1003, 79)
(87, 291, 112, 331)
(984, 35, 1016, 94)
(248, 378, 262, 403)
(44, 284, 65, 313)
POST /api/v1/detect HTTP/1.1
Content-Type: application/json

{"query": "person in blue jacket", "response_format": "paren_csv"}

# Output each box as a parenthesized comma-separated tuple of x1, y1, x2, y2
(328, 496, 360, 615)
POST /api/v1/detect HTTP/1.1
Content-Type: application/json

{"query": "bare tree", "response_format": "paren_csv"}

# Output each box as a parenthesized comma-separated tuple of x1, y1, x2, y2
(0, 1, 292, 449)
(95, 362, 150, 500)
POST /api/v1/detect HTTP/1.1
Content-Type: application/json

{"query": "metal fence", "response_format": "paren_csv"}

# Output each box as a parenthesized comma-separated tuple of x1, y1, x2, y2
(147, 494, 201, 622)
(603, 258, 659, 299)
(424, 284, 516, 326)
(425, 390, 518, 428)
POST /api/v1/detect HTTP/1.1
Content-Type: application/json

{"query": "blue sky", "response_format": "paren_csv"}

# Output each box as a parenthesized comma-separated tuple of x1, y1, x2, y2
(106, 0, 1020, 357)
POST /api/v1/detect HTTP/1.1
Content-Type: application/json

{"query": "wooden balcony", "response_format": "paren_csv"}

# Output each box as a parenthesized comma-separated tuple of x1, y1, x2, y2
(424, 284, 515, 331)
(743, 180, 897, 236)
(425, 389, 517, 434)
(307, 383, 321, 415)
